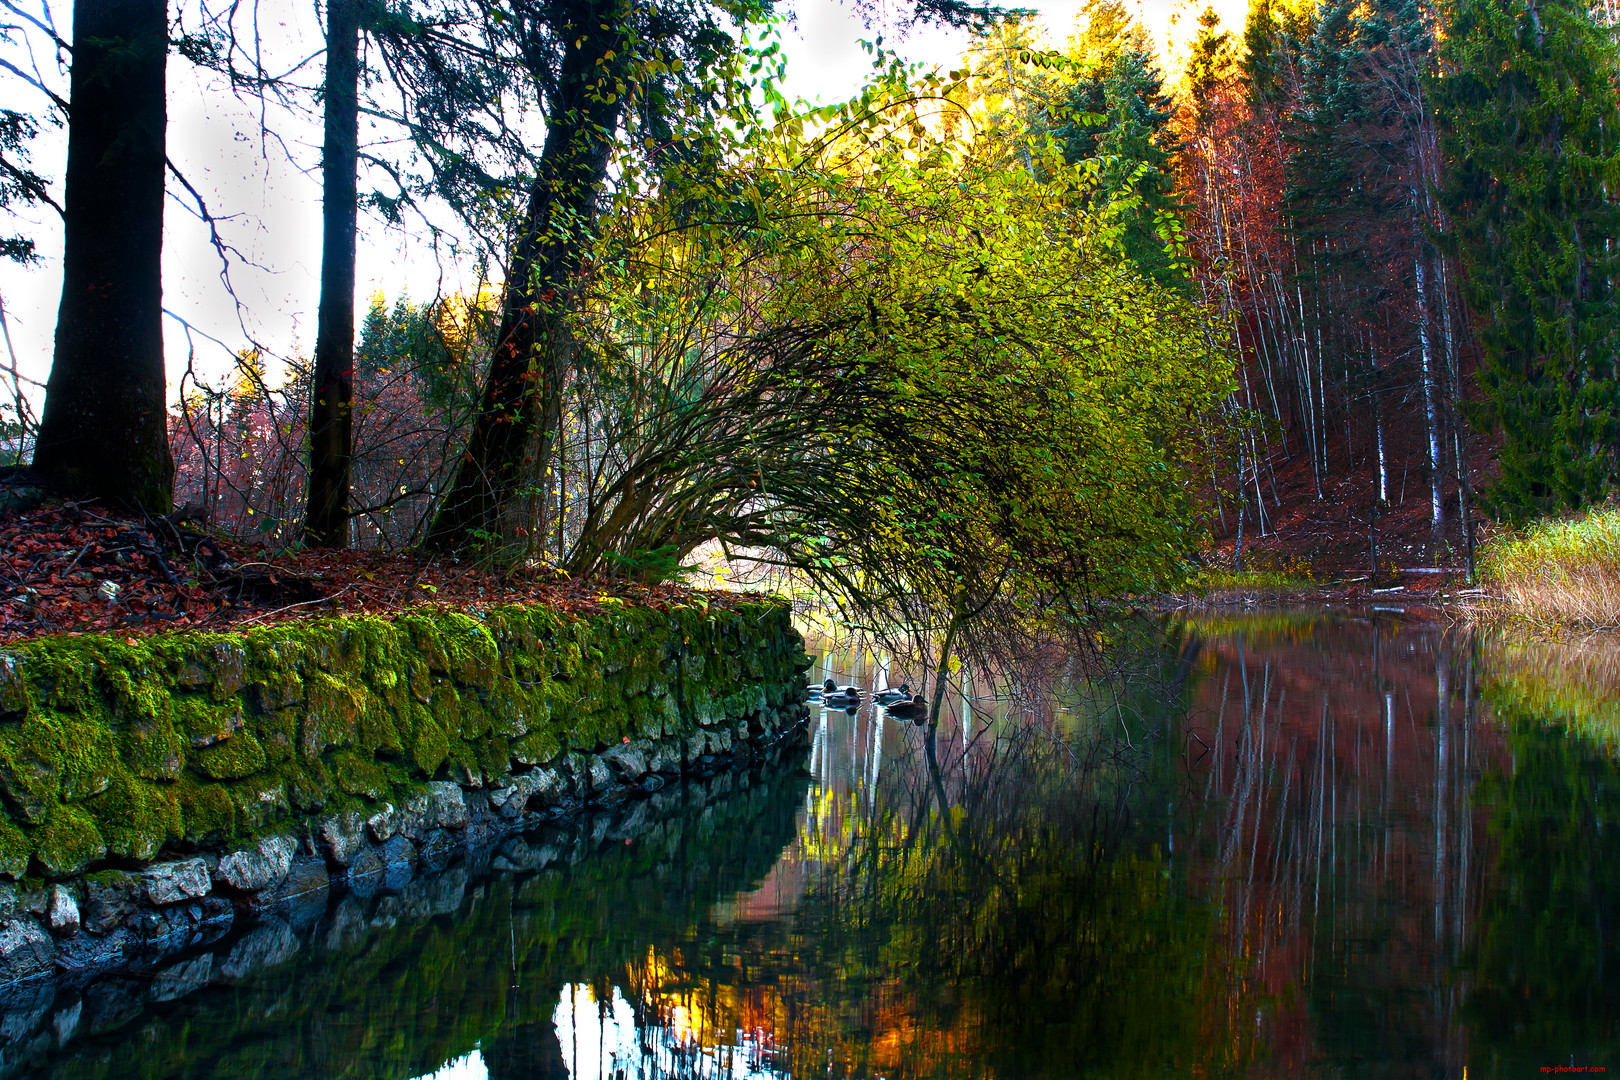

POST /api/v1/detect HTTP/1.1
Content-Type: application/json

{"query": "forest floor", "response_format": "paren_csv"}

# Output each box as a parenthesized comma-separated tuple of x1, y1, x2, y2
(0, 469, 745, 646)
(1177, 439, 1493, 614)
(1, 447, 1491, 645)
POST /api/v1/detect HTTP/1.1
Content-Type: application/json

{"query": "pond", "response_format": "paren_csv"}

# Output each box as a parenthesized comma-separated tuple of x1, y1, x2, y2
(3, 611, 1617, 1078)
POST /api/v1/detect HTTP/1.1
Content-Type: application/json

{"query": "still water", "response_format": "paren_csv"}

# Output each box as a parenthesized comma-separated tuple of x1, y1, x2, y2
(9, 612, 1620, 1078)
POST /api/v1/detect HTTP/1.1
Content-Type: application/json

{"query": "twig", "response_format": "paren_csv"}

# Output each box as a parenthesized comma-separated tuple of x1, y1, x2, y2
(237, 586, 349, 627)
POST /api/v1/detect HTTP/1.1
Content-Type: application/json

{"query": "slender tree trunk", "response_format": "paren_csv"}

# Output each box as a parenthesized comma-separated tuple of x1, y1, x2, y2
(35, 0, 173, 512)
(304, 0, 360, 548)
(423, 0, 632, 556)
(1415, 253, 1446, 558)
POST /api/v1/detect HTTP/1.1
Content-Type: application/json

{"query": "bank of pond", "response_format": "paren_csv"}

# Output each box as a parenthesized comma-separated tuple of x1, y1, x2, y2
(0, 607, 1614, 1075)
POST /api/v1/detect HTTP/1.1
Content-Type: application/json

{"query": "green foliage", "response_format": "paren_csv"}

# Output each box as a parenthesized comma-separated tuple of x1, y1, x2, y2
(354, 290, 491, 411)
(1434, 0, 1620, 519)
(1049, 9, 1186, 286)
(1480, 506, 1620, 585)
(571, 66, 1231, 635)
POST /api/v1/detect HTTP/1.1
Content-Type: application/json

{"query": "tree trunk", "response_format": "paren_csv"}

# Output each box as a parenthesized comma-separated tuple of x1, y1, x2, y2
(1415, 253, 1446, 558)
(35, 0, 173, 512)
(304, 0, 360, 548)
(422, 0, 632, 556)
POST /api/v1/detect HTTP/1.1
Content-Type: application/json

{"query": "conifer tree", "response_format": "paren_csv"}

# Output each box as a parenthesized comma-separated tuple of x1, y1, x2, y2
(1434, 0, 1620, 518)
(1050, 3, 1184, 284)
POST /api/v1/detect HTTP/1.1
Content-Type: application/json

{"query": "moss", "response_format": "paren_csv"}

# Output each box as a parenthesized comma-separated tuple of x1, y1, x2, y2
(435, 610, 501, 688)
(457, 691, 492, 741)
(329, 750, 389, 801)
(34, 802, 106, 878)
(86, 771, 181, 861)
(175, 774, 239, 843)
(253, 707, 298, 766)
(0, 595, 805, 864)
(229, 774, 289, 831)
(119, 712, 187, 780)
(0, 653, 28, 719)
(475, 733, 510, 782)
(0, 818, 28, 877)
(357, 694, 404, 757)
(444, 740, 483, 787)
(173, 695, 245, 749)
(511, 731, 560, 767)
(281, 761, 332, 813)
(302, 670, 365, 758)
(194, 731, 268, 780)
(0, 723, 59, 823)
(408, 701, 451, 778)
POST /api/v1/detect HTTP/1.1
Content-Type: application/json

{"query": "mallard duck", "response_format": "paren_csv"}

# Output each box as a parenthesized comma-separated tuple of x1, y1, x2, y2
(823, 684, 863, 706)
(871, 683, 910, 707)
(885, 693, 928, 723)
(805, 678, 838, 700)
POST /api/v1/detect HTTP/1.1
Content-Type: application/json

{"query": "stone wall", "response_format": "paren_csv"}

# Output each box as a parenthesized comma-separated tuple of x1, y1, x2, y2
(0, 597, 810, 983)
(0, 757, 811, 1078)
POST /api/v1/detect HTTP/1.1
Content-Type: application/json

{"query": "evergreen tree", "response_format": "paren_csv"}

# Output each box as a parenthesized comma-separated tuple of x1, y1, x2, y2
(1051, 5, 1184, 284)
(1434, 0, 1620, 518)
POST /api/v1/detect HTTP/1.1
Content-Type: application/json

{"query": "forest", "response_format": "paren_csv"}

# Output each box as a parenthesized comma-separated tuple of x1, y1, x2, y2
(2, 0, 1620, 645)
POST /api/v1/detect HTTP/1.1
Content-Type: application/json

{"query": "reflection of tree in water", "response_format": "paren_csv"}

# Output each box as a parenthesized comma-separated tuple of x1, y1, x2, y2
(626, 622, 1244, 1080)
(31, 768, 810, 1080)
(1463, 643, 1620, 1076)
(30, 620, 1620, 1079)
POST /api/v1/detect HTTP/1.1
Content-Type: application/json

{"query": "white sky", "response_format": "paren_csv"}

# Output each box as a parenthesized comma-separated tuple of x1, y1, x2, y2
(0, 0, 1245, 412)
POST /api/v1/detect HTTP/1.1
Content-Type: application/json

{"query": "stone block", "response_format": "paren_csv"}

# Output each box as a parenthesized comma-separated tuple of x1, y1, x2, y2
(0, 920, 52, 983)
(138, 859, 211, 906)
(81, 872, 137, 935)
(425, 781, 468, 828)
(317, 810, 366, 868)
(47, 886, 78, 936)
(215, 834, 297, 892)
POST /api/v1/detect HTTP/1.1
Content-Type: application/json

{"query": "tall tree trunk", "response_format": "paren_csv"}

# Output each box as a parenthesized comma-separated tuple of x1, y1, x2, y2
(1415, 252, 1446, 557)
(304, 0, 360, 548)
(423, 0, 632, 556)
(35, 0, 173, 512)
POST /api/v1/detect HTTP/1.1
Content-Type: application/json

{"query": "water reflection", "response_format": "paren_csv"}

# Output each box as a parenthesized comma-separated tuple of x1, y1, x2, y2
(11, 614, 1620, 1077)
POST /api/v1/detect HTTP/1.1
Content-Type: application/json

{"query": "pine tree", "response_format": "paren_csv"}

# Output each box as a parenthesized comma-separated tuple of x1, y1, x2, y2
(1434, 0, 1620, 518)
(1051, 7, 1183, 284)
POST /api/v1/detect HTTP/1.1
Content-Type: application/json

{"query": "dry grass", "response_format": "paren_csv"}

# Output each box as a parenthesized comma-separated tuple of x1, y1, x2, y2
(1479, 507, 1620, 632)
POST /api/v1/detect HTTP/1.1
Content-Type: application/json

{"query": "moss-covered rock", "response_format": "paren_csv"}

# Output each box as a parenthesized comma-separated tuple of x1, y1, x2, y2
(34, 802, 106, 877)
(0, 597, 807, 881)
(195, 730, 268, 780)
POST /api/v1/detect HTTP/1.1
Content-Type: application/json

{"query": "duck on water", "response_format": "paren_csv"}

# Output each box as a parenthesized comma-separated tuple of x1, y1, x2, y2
(884, 693, 929, 724)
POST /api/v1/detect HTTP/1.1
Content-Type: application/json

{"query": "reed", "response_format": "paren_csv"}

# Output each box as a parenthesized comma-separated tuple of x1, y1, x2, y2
(1479, 506, 1620, 632)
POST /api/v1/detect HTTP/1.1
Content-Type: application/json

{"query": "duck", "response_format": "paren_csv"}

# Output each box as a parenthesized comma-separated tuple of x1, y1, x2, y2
(822, 684, 863, 707)
(885, 693, 929, 724)
(805, 678, 838, 701)
(871, 683, 911, 707)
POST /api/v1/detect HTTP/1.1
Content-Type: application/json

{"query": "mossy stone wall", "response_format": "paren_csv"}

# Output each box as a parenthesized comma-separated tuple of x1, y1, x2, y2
(0, 598, 808, 880)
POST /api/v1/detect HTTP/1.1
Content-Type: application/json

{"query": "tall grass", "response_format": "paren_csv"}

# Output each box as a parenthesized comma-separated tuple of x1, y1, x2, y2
(1479, 506, 1620, 631)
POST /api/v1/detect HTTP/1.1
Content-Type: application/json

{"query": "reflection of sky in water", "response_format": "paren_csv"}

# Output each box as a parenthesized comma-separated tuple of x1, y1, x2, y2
(414, 1050, 488, 1080)
(554, 983, 784, 1080)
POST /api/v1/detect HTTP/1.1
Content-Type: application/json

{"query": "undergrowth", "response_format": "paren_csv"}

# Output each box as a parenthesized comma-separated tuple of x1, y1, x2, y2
(1479, 506, 1620, 632)
(1184, 568, 1316, 595)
